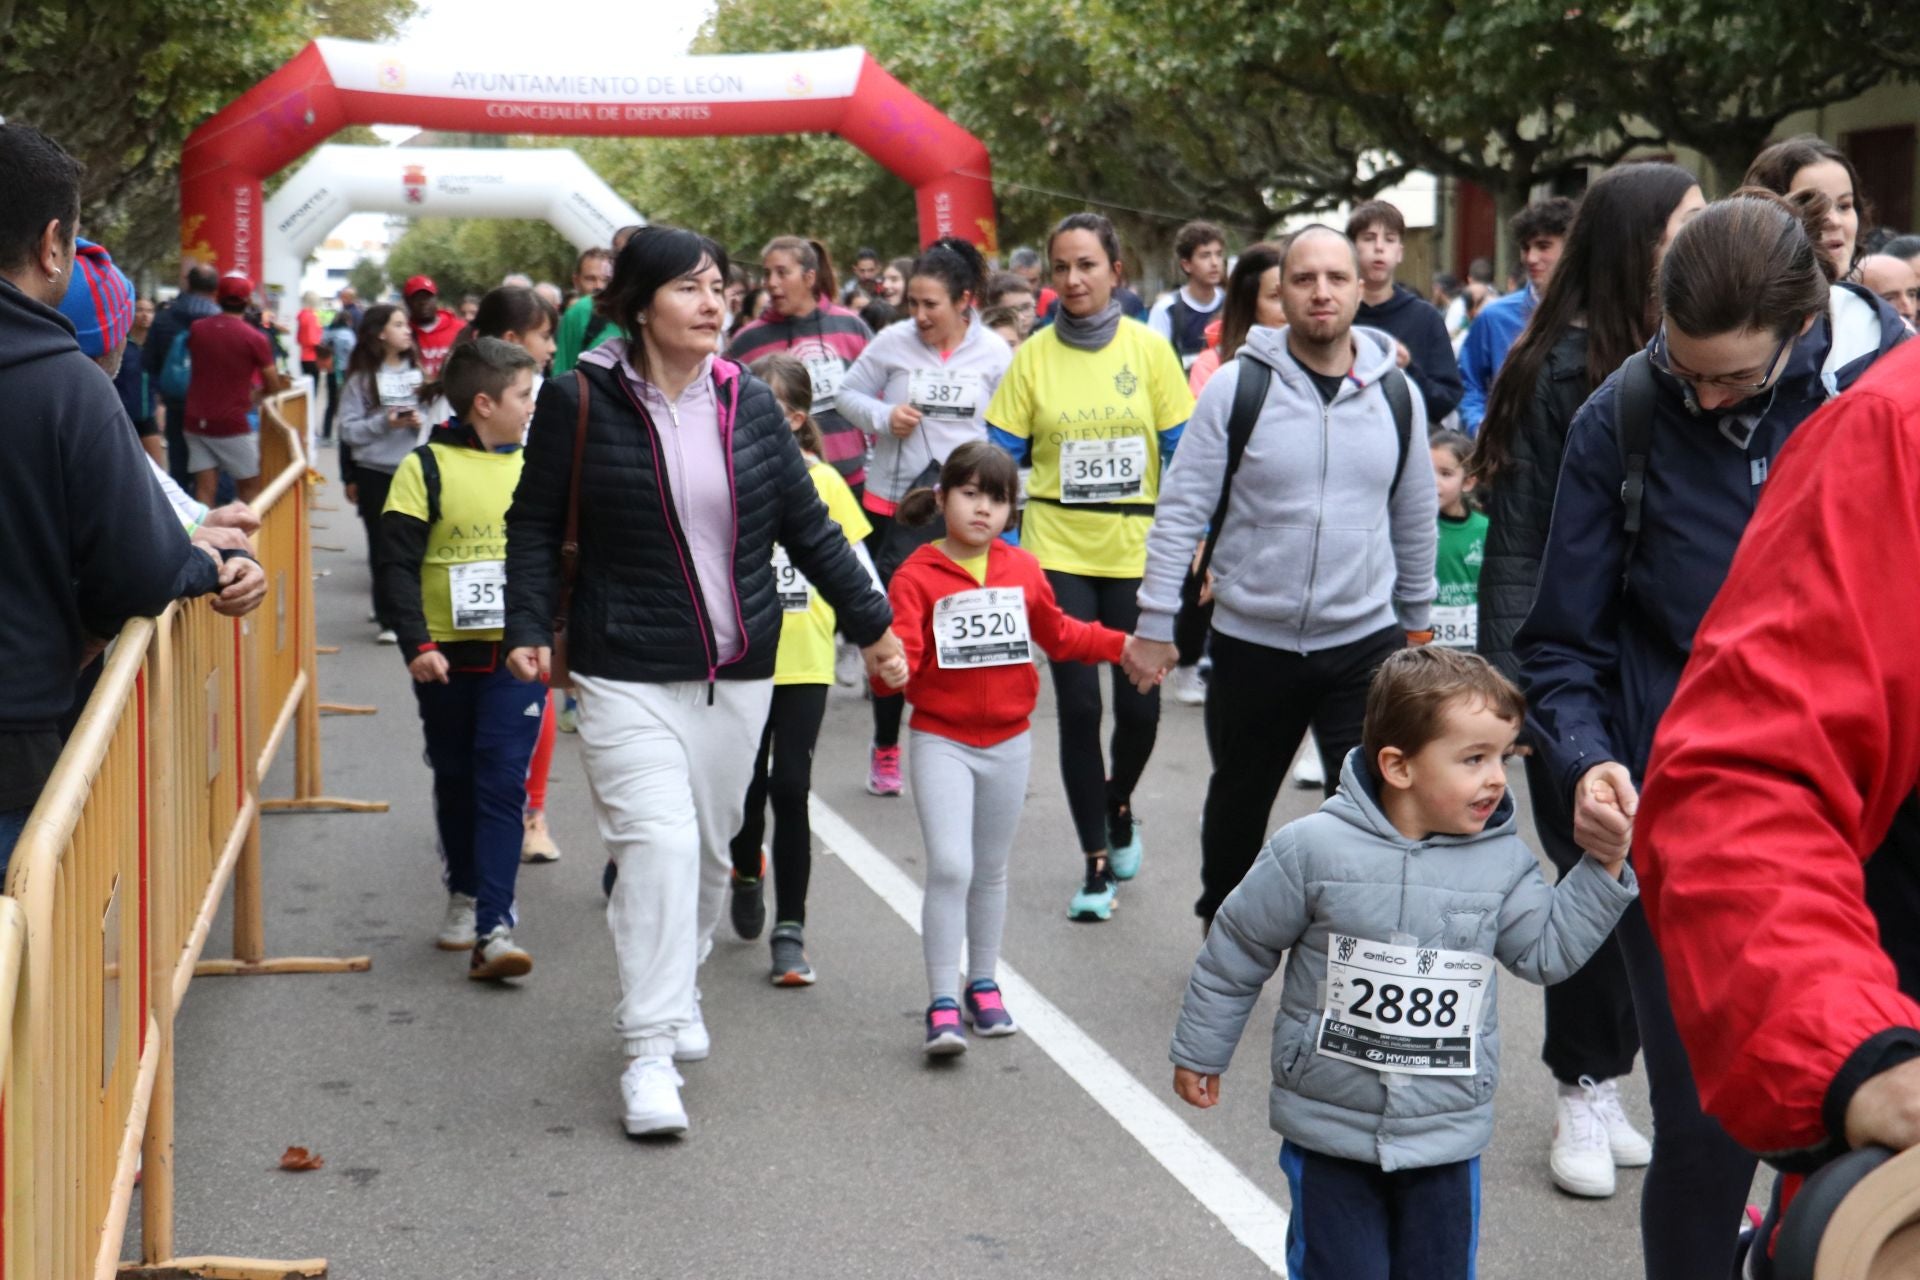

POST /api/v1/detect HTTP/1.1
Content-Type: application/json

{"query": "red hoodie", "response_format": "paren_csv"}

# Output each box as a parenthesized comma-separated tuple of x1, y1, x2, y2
(882, 539, 1126, 747)
(1639, 339, 1920, 1193)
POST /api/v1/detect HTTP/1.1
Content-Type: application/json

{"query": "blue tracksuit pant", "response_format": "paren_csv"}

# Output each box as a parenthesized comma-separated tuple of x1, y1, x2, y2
(1280, 1139, 1480, 1280)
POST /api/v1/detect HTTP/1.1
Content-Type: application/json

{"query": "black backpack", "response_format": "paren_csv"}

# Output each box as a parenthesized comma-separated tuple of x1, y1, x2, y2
(410, 443, 446, 527)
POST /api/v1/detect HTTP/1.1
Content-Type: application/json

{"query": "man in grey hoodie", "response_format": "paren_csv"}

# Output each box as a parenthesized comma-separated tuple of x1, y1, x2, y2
(1170, 647, 1634, 1278)
(1126, 225, 1439, 925)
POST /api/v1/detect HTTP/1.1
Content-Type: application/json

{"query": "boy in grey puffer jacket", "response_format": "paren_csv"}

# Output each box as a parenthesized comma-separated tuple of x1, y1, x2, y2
(1170, 647, 1635, 1278)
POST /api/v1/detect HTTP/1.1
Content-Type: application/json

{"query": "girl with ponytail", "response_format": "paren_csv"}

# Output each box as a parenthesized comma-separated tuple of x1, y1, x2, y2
(838, 236, 1014, 799)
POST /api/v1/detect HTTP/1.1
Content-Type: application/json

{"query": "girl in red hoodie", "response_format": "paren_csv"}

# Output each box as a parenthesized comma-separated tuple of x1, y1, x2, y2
(883, 441, 1129, 1055)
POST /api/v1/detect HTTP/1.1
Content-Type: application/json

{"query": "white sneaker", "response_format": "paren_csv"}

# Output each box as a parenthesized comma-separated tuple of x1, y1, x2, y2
(375, 628, 398, 645)
(435, 893, 477, 950)
(620, 1057, 688, 1137)
(1291, 739, 1326, 789)
(673, 988, 710, 1062)
(467, 924, 532, 981)
(1550, 1078, 1618, 1197)
(1586, 1075, 1653, 1166)
(834, 642, 864, 688)
(1169, 664, 1207, 706)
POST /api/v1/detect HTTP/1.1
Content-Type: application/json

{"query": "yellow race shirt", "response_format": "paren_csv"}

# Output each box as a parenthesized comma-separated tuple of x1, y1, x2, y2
(774, 460, 874, 685)
(384, 443, 525, 643)
(985, 319, 1194, 578)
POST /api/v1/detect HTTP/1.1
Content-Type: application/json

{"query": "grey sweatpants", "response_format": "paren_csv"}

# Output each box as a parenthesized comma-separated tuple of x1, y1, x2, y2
(909, 729, 1032, 1003)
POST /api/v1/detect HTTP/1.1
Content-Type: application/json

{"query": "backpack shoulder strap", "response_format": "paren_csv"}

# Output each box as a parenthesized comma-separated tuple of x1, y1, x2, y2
(1381, 368, 1414, 495)
(1194, 357, 1272, 578)
(1613, 351, 1657, 587)
(561, 370, 591, 586)
(409, 442, 443, 528)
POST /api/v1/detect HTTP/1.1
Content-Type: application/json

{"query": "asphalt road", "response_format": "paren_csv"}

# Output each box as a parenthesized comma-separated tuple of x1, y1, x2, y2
(131, 456, 1678, 1278)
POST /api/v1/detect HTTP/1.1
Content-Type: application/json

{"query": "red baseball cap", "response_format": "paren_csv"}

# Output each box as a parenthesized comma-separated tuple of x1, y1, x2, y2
(403, 275, 438, 297)
(217, 273, 254, 303)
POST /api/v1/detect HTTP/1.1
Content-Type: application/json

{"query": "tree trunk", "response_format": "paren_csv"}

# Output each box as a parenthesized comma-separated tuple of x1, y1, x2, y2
(1492, 177, 1532, 290)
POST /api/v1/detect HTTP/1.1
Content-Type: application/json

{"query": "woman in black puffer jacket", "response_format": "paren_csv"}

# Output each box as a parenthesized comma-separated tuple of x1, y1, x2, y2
(504, 227, 905, 1138)
(1470, 162, 1701, 1201)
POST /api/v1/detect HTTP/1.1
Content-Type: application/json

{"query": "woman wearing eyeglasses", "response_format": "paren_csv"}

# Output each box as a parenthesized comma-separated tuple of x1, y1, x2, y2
(1516, 192, 1905, 1278)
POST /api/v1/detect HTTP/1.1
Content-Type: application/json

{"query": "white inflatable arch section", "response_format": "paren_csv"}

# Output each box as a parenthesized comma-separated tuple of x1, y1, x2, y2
(261, 145, 644, 305)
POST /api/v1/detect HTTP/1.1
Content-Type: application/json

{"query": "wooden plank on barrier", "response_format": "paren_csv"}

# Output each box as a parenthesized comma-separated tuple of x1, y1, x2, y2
(119, 1260, 328, 1279)
(259, 798, 390, 814)
(193, 957, 371, 977)
(317, 703, 376, 716)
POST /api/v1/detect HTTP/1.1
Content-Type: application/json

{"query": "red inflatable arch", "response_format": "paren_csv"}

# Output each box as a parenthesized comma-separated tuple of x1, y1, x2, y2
(179, 39, 996, 277)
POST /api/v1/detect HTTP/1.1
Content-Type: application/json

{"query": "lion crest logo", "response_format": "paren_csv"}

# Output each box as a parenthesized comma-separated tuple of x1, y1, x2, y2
(402, 164, 427, 205)
(1113, 364, 1138, 397)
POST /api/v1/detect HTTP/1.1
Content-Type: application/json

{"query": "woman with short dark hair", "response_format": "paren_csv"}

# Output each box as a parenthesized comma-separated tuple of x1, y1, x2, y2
(503, 225, 904, 1138)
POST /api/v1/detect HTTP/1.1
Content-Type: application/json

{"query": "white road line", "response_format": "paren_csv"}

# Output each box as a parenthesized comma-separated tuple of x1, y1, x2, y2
(809, 796, 1292, 1274)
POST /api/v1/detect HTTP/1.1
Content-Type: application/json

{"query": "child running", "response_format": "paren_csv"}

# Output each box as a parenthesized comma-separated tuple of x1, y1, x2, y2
(882, 441, 1130, 1055)
(1429, 430, 1486, 651)
(381, 337, 546, 979)
(1169, 646, 1636, 1277)
(727, 354, 878, 984)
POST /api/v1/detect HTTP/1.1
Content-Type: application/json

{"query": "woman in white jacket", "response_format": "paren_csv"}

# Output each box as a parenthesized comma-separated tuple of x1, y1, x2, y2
(837, 237, 1013, 797)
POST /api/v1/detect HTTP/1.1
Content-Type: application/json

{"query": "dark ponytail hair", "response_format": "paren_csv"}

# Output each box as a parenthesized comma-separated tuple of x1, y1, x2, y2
(761, 235, 838, 303)
(1216, 240, 1285, 363)
(1473, 162, 1699, 484)
(750, 353, 824, 457)
(1047, 212, 1123, 273)
(910, 236, 988, 306)
(896, 440, 1021, 528)
(1660, 192, 1829, 343)
(473, 284, 559, 342)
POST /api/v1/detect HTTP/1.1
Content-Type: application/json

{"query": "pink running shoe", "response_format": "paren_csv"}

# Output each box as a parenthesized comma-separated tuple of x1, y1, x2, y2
(867, 744, 904, 797)
(963, 980, 1018, 1036)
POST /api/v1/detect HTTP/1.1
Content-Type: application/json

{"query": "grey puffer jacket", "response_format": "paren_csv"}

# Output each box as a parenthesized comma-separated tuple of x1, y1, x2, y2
(1169, 750, 1637, 1171)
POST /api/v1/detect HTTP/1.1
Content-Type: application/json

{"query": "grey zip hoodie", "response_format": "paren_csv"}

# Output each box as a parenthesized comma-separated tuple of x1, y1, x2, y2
(1136, 324, 1437, 651)
(1170, 749, 1637, 1171)
(836, 316, 1012, 503)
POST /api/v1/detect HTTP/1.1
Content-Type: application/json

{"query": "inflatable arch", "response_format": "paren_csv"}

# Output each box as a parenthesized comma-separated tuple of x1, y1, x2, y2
(259, 145, 645, 308)
(180, 39, 997, 280)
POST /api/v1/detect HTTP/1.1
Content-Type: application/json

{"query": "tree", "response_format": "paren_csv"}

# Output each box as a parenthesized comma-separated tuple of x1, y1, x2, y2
(383, 218, 579, 301)
(346, 256, 386, 302)
(0, 0, 417, 280)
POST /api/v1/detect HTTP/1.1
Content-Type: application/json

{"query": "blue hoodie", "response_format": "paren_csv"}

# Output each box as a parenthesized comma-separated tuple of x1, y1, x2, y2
(1517, 283, 1907, 805)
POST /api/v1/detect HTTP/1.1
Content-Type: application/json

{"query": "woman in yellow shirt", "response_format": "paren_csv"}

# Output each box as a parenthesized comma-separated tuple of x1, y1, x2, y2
(984, 213, 1195, 921)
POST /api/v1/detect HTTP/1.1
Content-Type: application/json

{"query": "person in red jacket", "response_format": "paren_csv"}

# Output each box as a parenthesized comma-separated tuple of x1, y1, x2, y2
(1638, 337, 1920, 1271)
(882, 441, 1141, 1057)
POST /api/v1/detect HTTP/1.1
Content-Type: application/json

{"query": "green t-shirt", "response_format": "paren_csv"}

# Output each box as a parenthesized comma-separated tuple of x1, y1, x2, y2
(383, 443, 526, 642)
(551, 294, 617, 375)
(1433, 508, 1488, 649)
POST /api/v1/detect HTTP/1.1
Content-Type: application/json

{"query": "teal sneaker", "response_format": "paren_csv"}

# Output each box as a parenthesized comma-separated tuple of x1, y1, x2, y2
(1068, 860, 1118, 922)
(1107, 803, 1143, 881)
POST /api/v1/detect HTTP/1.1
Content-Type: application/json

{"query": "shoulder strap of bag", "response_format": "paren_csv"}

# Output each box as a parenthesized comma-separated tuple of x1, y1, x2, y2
(561, 370, 590, 587)
(1381, 367, 1413, 496)
(409, 443, 442, 528)
(1613, 351, 1657, 590)
(1193, 358, 1273, 580)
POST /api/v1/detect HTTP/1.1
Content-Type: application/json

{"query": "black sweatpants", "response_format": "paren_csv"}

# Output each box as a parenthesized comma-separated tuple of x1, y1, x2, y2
(353, 465, 397, 631)
(1197, 624, 1403, 922)
(1044, 570, 1159, 855)
(866, 508, 936, 749)
(730, 683, 830, 926)
(1533, 749, 1641, 1085)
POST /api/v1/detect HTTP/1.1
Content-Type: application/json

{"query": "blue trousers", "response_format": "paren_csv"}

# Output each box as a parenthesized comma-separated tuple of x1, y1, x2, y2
(413, 665, 543, 936)
(1280, 1139, 1480, 1280)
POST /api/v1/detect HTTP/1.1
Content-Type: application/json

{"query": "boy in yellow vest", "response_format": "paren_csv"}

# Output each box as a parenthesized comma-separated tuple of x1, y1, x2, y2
(382, 337, 544, 980)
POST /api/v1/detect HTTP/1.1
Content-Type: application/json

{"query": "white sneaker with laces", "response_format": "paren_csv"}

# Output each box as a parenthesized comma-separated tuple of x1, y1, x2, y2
(1169, 664, 1207, 706)
(1291, 737, 1326, 788)
(435, 893, 477, 950)
(467, 924, 532, 981)
(1550, 1078, 1618, 1197)
(673, 988, 710, 1062)
(1586, 1075, 1653, 1166)
(621, 1057, 688, 1137)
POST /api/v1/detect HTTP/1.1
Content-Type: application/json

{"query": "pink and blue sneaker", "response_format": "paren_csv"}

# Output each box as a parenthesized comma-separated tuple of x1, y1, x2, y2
(963, 980, 1018, 1037)
(924, 999, 966, 1056)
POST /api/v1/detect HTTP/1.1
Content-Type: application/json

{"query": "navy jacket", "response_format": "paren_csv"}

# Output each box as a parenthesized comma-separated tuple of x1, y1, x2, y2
(1356, 284, 1464, 422)
(141, 290, 218, 399)
(1517, 284, 1907, 806)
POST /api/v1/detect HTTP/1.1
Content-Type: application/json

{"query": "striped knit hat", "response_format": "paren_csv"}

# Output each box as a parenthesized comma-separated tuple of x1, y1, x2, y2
(58, 238, 135, 359)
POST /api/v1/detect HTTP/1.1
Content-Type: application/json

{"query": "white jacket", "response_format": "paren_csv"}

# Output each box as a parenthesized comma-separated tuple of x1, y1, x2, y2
(837, 316, 1012, 502)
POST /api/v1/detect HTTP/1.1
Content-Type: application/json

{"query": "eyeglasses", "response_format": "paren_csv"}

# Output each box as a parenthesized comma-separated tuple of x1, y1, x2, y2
(1649, 324, 1794, 395)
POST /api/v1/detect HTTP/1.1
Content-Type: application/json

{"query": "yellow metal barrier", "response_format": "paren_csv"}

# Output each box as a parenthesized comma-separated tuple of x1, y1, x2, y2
(2, 389, 381, 1279)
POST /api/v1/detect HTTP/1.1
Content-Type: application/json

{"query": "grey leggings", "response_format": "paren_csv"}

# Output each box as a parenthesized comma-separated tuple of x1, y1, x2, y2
(910, 730, 1032, 1003)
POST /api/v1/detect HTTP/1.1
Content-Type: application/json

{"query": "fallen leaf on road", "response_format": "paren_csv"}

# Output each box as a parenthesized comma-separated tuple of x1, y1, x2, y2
(278, 1146, 325, 1171)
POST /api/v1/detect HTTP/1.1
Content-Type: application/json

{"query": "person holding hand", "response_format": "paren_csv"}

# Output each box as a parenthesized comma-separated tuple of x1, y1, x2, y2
(503, 227, 903, 1139)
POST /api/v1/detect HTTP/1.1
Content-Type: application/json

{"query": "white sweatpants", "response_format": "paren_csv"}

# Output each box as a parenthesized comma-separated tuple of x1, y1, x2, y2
(909, 729, 1032, 1003)
(573, 674, 773, 1059)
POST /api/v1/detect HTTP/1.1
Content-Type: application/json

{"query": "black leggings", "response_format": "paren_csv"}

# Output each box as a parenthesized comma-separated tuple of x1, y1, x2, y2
(866, 508, 937, 749)
(1044, 570, 1159, 855)
(353, 465, 397, 630)
(730, 683, 830, 926)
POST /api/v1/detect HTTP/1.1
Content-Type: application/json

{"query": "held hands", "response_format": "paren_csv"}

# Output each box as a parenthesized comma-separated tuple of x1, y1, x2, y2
(1846, 1057, 1920, 1153)
(863, 631, 909, 689)
(1121, 636, 1178, 694)
(888, 404, 924, 439)
(1575, 762, 1638, 866)
(505, 646, 551, 684)
(1173, 1066, 1221, 1110)
(409, 650, 451, 684)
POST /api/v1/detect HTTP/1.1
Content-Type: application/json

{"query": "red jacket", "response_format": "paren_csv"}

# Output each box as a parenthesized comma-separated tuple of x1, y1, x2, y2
(882, 540, 1126, 747)
(1640, 339, 1920, 1182)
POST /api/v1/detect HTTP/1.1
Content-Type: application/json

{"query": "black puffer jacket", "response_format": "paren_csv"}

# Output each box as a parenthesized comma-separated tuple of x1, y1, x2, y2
(503, 356, 891, 684)
(1476, 327, 1591, 683)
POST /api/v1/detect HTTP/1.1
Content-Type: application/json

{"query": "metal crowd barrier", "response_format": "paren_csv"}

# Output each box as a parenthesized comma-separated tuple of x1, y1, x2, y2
(1, 389, 385, 1279)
